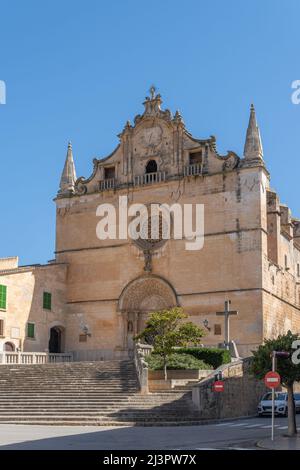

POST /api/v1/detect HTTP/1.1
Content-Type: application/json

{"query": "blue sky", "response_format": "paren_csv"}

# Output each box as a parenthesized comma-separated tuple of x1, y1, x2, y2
(0, 0, 300, 265)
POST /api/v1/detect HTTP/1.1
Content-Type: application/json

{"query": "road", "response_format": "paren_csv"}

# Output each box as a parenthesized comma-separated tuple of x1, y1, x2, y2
(0, 416, 299, 450)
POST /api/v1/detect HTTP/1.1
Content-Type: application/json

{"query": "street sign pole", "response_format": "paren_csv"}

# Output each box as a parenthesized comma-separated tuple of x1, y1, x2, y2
(265, 352, 288, 442)
(271, 352, 276, 442)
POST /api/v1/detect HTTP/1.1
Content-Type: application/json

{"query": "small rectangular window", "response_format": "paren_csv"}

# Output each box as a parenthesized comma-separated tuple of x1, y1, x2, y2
(285, 255, 289, 270)
(43, 292, 52, 310)
(189, 151, 202, 165)
(79, 334, 87, 343)
(214, 324, 222, 335)
(0, 319, 4, 336)
(104, 167, 115, 179)
(27, 323, 35, 339)
(297, 264, 300, 277)
(0, 285, 7, 310)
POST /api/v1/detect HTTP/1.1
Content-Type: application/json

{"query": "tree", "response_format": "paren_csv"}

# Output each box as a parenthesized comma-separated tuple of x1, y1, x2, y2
(135, 307, 205, 380)
(251, 331, 300, 437)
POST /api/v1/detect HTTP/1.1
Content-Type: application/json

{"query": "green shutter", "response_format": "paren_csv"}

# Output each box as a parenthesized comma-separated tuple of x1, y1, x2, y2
(27, 323, 35, 338)
(0, 285, 7, 309)
(43, 292, 52, 310)
(0, 319, 4, 336)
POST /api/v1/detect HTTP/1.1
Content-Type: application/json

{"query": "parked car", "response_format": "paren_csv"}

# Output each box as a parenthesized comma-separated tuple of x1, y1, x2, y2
(258, 392, 300, 417)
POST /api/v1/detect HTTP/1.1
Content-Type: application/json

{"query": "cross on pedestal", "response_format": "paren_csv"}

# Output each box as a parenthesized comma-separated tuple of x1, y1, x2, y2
(216, 300, 238, 350)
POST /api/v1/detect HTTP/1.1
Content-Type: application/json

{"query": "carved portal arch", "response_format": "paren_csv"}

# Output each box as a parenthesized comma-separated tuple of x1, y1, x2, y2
(118, 274, 178, 314)
(118, 275, 178, 355)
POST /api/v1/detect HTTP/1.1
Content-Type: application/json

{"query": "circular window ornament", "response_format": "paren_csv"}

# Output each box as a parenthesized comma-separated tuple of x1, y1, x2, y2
(130, 206, 171, 251)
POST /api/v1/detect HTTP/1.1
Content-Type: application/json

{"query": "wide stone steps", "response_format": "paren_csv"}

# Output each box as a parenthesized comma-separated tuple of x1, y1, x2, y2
(0, 387, 138, 391)
(0, 415, 198, 421)
(0, 396, 191, 403)
(0, 419, 203, 427)
(0, 400, 193, 407)
(0, 360, 202, 425)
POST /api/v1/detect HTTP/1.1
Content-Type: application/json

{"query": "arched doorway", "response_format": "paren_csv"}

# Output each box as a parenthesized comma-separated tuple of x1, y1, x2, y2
(118, 275, 178, 355)
(4, 342, 15, 352)
(145, 159, 157, 174)
(49, 326, 63, 353)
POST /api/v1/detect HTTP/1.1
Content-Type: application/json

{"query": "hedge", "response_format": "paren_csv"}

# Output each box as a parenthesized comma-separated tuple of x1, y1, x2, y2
(174, 347, 231, 369)
(145, 353, 211, 370)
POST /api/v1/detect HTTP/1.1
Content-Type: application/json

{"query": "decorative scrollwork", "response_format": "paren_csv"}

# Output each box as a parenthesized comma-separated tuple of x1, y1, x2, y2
(74, 178, 87, 195)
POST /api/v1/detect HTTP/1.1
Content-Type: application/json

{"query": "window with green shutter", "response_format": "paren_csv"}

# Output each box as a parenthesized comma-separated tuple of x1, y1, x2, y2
(0, 285, 7, 310)
(43, 292, 52, 310)
(27, 323, 35, 339)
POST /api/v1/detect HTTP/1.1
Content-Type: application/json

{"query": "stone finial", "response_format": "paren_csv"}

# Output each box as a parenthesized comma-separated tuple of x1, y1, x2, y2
(243, 104, 263, 161)
(174, 110, 184, 124)
(58, 141, 77, 195)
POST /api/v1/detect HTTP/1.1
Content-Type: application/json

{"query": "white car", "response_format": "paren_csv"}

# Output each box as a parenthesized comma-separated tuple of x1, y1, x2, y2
(258, 392, 300, 417)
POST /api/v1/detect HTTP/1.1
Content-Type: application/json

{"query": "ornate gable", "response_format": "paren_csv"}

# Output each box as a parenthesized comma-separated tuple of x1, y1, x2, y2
(73, 87, 239, 196)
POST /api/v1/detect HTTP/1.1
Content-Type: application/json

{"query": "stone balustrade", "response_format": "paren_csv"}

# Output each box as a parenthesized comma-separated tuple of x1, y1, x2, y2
(0, 352, 73, 365)
(99, 178, 115, 191)
(134, 171, 166, 186)
(98, 167, 207, 192)
(183, 163, 203, 176)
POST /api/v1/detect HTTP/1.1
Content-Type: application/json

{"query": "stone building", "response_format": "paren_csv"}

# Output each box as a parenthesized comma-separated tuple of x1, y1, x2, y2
(1, 89, 300, 358)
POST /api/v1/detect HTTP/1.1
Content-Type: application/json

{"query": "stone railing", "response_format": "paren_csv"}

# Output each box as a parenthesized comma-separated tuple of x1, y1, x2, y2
(99, 178, 115, 191)
(96, 166, 210, 193)
(0, 352, 73, 365)
(133, 343, 153, 395)
(184, 163, 202, 177)
(134, 171, 166, 186)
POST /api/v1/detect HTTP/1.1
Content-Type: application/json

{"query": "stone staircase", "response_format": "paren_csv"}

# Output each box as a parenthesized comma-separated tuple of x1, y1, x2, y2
(0, 360, 203, 426)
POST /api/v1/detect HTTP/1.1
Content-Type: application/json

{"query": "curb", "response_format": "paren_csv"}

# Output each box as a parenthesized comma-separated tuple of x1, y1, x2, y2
(256, 436, 300, 450)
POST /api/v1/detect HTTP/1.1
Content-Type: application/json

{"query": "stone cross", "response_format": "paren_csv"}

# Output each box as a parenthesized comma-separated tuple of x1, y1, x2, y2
(216, 300, 238, 350)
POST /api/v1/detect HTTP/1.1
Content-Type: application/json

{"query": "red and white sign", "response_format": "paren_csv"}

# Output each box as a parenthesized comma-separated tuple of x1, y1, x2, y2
(213, 380, 224, 392)
(264, 371, 281, 389)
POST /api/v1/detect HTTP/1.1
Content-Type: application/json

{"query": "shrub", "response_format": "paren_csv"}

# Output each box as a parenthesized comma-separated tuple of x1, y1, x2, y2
(174, 347, 231, 369)
(145, 352, 211, 371)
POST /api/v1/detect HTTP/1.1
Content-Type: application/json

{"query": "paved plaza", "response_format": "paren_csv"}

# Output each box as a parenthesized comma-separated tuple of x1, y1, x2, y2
(0, 416, 299, 450)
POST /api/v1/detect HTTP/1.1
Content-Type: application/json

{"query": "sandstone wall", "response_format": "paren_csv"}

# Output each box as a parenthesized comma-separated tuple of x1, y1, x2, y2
(0, 257, 18, 270)
(263, 190, 300, 339)
(192, 358, 266, 419)
(0, 264, 67, 352)
(56, 166, 267, 357)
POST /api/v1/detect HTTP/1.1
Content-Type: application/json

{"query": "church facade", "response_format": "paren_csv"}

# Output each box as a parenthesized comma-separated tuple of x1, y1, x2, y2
(1, 89, 300, 358)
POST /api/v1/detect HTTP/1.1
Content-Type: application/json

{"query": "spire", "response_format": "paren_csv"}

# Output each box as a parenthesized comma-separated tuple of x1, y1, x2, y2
(243, 104, 263, 161)
(58, 142, 77, 195)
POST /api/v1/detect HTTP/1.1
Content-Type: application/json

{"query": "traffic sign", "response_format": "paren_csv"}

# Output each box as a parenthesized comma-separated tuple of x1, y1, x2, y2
(264, 371, 281, 389)
(213, 380, 224, 392)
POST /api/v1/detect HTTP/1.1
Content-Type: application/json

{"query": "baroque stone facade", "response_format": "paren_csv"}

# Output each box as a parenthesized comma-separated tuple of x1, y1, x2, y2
(1, 89, 300, 358)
